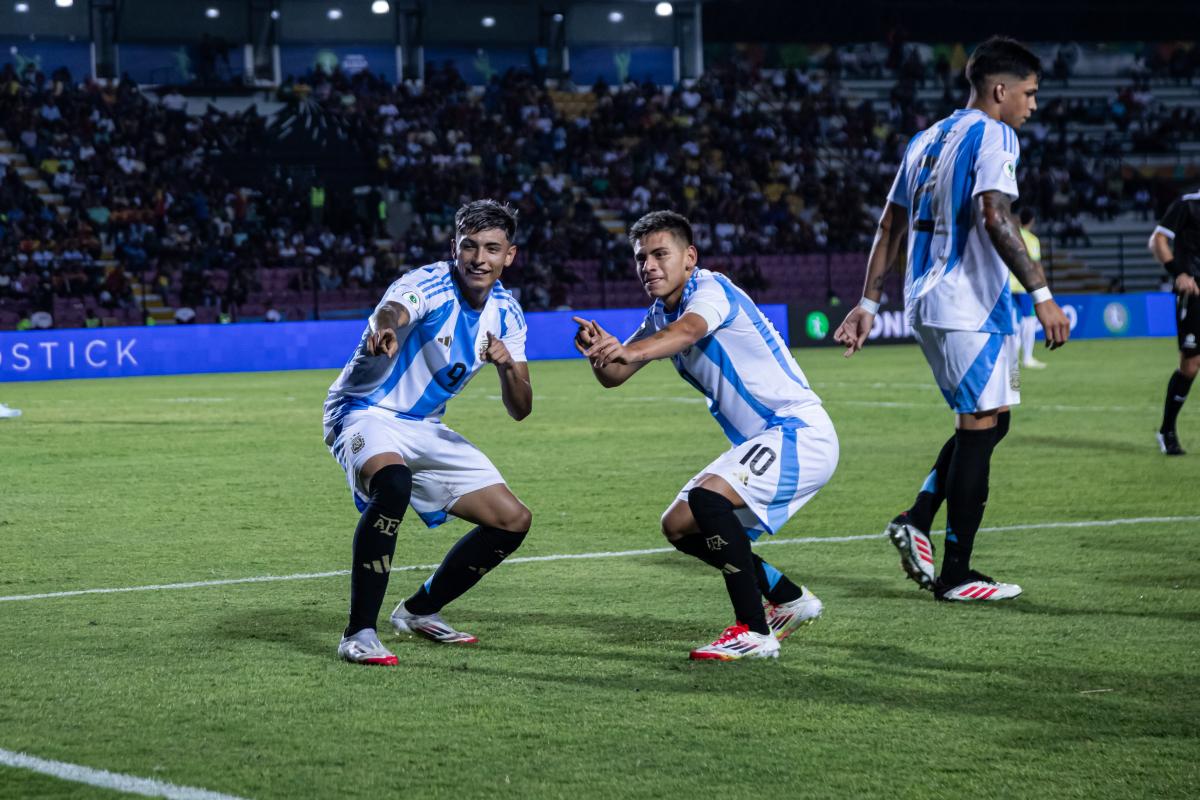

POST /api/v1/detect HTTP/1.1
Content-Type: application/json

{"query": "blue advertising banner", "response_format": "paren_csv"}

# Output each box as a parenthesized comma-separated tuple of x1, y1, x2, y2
(423, 47, 533, 84)
(569, 46, 675, 86)
(0, 305, 789, 383)
(0, 38, 91, 81)
(787, 292, 1178, 348)
(279, 44, 397, 82)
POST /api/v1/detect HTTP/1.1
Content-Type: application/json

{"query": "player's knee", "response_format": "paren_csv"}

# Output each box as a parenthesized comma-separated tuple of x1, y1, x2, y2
(496, 502, 532, 534)
(367, 463, 412, 518)
(660, 512, 687, 542)
(688, 487, 734, 521)
(1181, 357, 1200, 379)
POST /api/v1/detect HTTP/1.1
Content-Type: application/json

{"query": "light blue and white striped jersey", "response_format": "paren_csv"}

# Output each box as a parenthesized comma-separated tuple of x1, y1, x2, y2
(323, 262, 527, 439)
(631, 268, 823, 444)
(889, 107, 1021, 334)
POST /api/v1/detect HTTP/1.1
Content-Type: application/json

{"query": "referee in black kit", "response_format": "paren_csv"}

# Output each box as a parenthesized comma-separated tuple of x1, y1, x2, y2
(1149, 188, 1200, 455)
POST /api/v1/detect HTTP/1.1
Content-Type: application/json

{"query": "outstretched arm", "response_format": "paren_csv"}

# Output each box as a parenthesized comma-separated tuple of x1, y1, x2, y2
(978, 191, 1070, 349)
(573, 318, 643, 387)
(573, 314, 708, 386)
(832, 201, 907, 357)
(365, 301, 411, 356)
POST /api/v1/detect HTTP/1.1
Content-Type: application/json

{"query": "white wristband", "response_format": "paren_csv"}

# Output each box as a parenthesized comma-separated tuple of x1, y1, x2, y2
(858, 297, 880, 315)
(1030, 287, 1053, 305)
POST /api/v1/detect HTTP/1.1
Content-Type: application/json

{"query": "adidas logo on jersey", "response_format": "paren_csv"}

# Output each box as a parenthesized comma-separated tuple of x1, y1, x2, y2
(437, 336, 453, 348)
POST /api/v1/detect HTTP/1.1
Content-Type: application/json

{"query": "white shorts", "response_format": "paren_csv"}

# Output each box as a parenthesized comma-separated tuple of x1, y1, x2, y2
(675, 408, 839, 540)
(327, 407, 505, 528)
(913, 324, 1020, 414)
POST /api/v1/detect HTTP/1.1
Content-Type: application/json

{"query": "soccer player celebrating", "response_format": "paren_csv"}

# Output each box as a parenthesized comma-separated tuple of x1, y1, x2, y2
(834, 36, 1070, 602)
(1149, 188, 1200, 455)
(575, 210, 838, 660)
(324, 200, 533, 665)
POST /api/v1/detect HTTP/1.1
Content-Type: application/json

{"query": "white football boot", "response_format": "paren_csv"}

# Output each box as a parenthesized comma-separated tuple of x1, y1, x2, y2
(764, 586, 823, 641)
(689, 623, 780, 661)
(885, 515, 936, 590)
(0, 403, 22, 419)
(338, 628, 398, 666)
(935, 570, 1022, 602)
(390, 602, 478, 644)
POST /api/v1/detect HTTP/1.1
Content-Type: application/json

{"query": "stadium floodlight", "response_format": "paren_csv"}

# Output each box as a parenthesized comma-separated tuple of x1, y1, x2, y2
(55, 0, 74, 8)
(327, 7, 342, 19)
(481, 15, 496, 27)
(654, 2, 672, 16)
(14, 2, 29, 12)
(552, 12, 563, 22)
(270, 9, 280, 19)
(205, 7, 219, 18)
(607, 10, 623, 23)
(370, 0, 389, 13)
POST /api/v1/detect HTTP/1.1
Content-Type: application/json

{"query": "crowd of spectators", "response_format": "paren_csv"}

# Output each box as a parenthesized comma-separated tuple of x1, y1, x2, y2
(2, 40, 1197, 329)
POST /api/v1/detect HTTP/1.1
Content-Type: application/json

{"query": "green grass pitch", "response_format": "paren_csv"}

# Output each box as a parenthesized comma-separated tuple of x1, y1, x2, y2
(0, 338, 1197, 799)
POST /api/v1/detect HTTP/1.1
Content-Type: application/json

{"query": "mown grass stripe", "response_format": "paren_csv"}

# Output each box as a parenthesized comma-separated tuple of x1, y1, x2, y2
(2, 515, 1195, 604)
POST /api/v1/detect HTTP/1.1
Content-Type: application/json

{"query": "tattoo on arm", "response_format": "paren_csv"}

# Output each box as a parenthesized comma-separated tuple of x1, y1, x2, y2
(979, 193, 1047, 292)
(863, 203, 908, 298)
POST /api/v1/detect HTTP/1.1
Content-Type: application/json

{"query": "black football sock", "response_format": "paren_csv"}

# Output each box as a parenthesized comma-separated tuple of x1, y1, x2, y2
(1160, 370, 1193, 435)
(671, 533, 725, 568)
(993, 410, 1011, 445)
(907, 434, 956, 533)
(687, 488, 769, 635)
(346, 464, 412, 637)
(940, 428, 997, 586)
(404, 526, 527, 615)
(672, 536, 802, 605)
(754, 555, 805, 604)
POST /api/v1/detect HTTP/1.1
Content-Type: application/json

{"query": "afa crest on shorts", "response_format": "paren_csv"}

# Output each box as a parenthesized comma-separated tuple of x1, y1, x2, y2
(351, 433, 366, 454)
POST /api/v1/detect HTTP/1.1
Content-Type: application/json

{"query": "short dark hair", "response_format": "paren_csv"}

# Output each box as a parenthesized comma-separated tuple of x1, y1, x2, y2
(628, 210, 694, 248)
(1019, 207, 1035, 226)
(455, 199, 518, 242)
(966, 36, 1041, 93)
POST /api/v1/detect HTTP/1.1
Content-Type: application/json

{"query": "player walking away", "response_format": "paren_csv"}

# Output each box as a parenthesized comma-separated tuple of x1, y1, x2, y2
(575, 210, 838, 661)
(1149, 188, 1200, 455)
(324, 200, 534, 665)
(833, 37, 1070, 603)
(1014, 208, 1047, 369)
(0, 403, 20, 418)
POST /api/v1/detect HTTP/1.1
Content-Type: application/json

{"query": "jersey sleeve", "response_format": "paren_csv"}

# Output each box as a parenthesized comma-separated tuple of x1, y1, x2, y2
(498, 301, 528, 363)
(624, 310, 658, 345)
(379, 273, 431, 325)
(886, 134, 921, 208)
(1156, 200, 1186, 239)
(973, 122, 1020, 200)
(681, 274, 735, 335)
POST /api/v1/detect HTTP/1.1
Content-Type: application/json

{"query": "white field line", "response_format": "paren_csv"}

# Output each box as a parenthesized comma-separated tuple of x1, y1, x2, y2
(1, 515, 1196, 605)
(0, 748, 249, 800)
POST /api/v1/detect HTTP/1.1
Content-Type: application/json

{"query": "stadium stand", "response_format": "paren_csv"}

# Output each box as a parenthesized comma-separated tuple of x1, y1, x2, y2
(1, 41, 1197, 329)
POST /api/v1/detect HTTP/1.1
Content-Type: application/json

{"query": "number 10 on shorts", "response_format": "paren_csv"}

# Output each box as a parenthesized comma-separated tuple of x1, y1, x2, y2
(739, 443, 777, 476)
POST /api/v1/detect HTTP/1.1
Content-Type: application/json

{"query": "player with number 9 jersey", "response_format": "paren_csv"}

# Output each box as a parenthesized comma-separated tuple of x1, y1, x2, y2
(326, 200, 535, 668)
